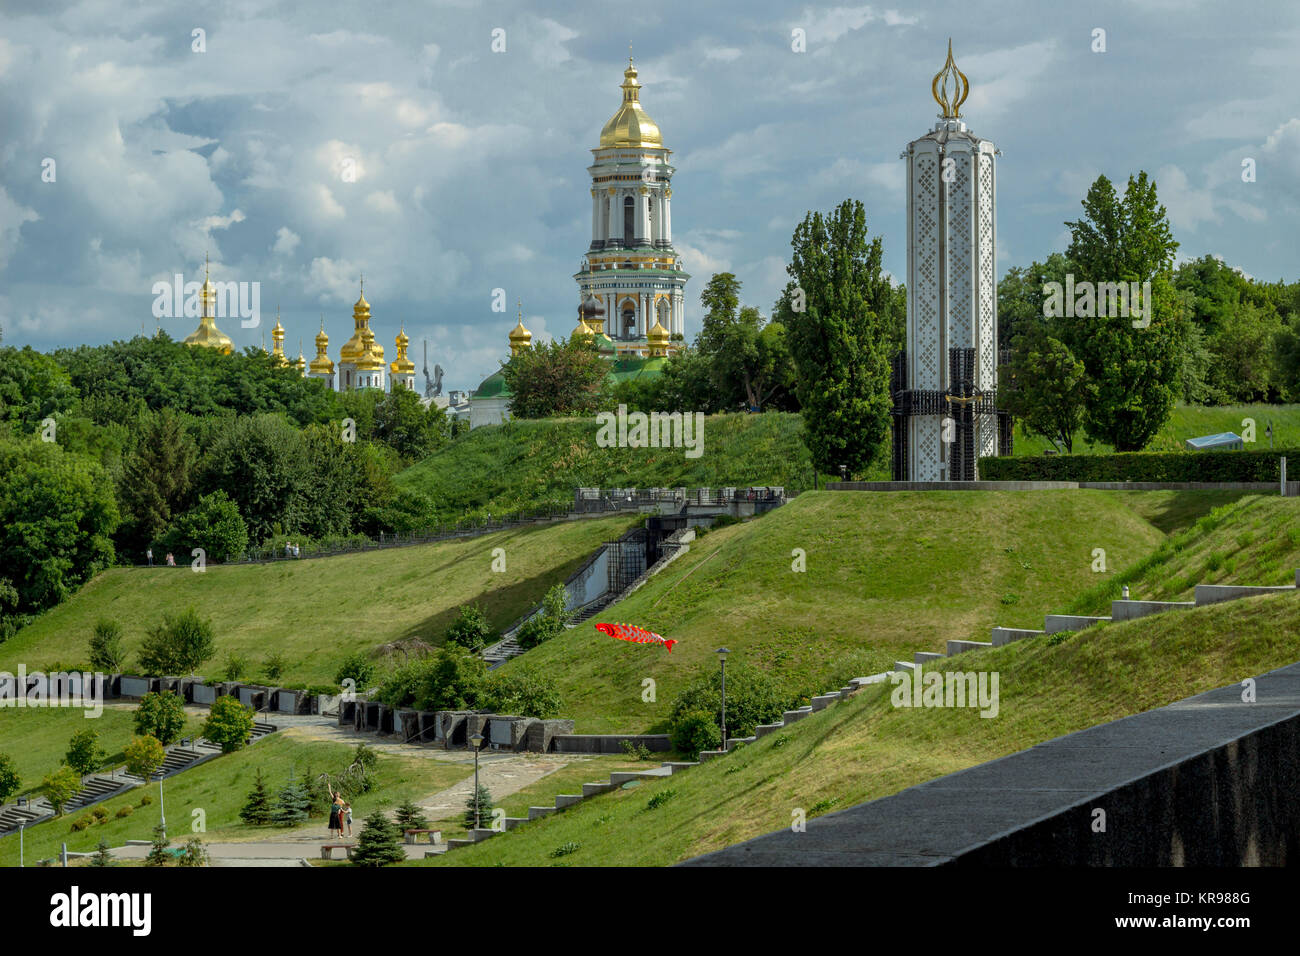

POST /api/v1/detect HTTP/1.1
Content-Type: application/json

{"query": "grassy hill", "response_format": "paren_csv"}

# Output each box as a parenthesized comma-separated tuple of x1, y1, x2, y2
(394, 412, 815, 521)
(1064, 493, 1300, 616)
(499, 489, 1167, 733)
(425, 590, 1300, 867)
(0, 515, 635, 687)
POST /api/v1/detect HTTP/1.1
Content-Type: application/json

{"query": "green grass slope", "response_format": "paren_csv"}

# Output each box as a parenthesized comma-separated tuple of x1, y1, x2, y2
(0, 516, 635, 687)
(394, 412, 814, 521)
(426, 590, 1300, 867)
(500, 490, 1166, 733)
(1065, 493, 1300, 616)
(1010, 402, 1300, 455)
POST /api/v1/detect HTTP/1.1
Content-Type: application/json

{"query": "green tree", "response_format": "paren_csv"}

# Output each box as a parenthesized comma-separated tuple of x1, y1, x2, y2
(198, 413, 309, 544)
(774, 199, 899, 474)
(0, 346, 78, 429)
(137, 606, 215, 676)
(124, 734, 165, 781)
(90, 839, 114, 867)
(1000, 324, 1088, 452)
(393, 798, 429, 831)
(515, 583, 570, 651)
(272, 775, 311, 826)
(239, 768, 274, 825)
(202, 695, 255, 753)
(669, 710, 722, 760)
(696, 274, 798, 411)
(444, 603, 493, 652)
(464, 784, 494, 830)
(669, 662, 791, 740)
(351, 809, 406, 866)
(64, 729, 103, 777)
(177, 836, 209, 867)
(500, 336, 611, 418)
(144, 823, 171, 866)
(42, 764, 83, 815)
(0, 752, 21, 804)
(334, 651, 375, 690)
(482, 668, 562, 718)
(116, 408, 198, 558)
(134, 691, 188, 745)
(372, 385, 450, 462)
(1060, 172, 1184, 451)
(88, 618, 127, 673)
(161, 490, 249, 564)
(0, 438, 119, 614)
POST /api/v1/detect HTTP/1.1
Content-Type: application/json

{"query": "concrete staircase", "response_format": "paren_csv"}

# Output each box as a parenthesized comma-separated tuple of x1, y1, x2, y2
(896, 569, 1300, 668)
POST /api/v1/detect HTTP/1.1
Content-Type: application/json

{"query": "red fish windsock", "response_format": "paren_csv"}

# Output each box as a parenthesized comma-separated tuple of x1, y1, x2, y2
(595, 622, 676, 652)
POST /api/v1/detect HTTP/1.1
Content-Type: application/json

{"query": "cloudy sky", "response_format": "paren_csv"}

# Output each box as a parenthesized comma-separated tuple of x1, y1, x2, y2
(1, 1, 1297, 391)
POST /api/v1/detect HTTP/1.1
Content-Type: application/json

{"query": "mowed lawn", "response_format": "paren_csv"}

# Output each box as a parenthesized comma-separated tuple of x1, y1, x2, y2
(499, 490, 1166, 733)
(0, 706, 199, 799)
(0, 515, 635, 687)
(0, 730, 470, 866)
(428, 591, 1300, 867)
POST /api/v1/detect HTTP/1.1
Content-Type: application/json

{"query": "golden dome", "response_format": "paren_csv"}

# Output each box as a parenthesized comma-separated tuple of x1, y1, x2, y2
(339, 277, 373, 364)
(390, 324, 415, 376)
(184, 254, 234, 354)
(309, 318, 335, 375)
(295, 340, 306, 374)
(599, 58, 664, 149)
(509, 301, 532, 356)
(355, 326, 385, 370)
(270, 311, 288, 366)
(648, 317, 670, 356)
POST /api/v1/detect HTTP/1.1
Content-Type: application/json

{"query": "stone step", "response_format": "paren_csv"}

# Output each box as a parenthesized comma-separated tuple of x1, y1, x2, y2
(582, 782, 615, 797)
(445, 838, 474, 850)
(1111, 600, 1194, 621)
(467, 828, 497, 842)
(810, 694, 840, 711)
(781, 707, 813, 724)
(946, 639, 993, 656)
(990, 627, 1045, 647)
(503, 816, 529, 831)
(725, 736, 756, 751)
(697, 750, 726, 761)
(527, 806, 555, 821)
(914, 651, 944, 665)
(660, 761, 699, 773)
(1043, 615, 1110, 634)
(893, 661, 914, 672)
(554, 794, 583, 809)
(754, 723, 783, 738)
(1194, 584, 1295, 607)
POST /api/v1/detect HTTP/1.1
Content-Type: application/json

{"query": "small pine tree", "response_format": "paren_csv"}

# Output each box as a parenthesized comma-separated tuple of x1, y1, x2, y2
(239, 768, 273, 825)
(144, 824, 171, 866)
(90, 839, 113, 867)
(464, 783, 493, 830)
(350, 809, 406, 867)
(272, 776, 311, 826)
(177, 837, 209, 867)
(393, 798, 428, 832)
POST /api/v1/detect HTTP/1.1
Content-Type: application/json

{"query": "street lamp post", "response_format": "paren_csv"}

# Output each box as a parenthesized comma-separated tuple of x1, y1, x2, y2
(469, 732, 485, 830)
(716, 648, 730, 750)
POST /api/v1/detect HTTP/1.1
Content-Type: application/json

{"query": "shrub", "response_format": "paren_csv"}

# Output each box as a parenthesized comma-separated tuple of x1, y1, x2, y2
(202, 695, 255, 753)
(70, 814, 93, 832)
(137, 606, 215, 676)
(42, 765, 83, 815)
(124, 735, 165, 781)
(178, 837, 209, 867)
(981, 448, 1298, 483)
(134, 691, 187, 745)
(115, 805, 134, 819)
(0, 752, 18, 804)
(90, 805, 109, 823)
(138, 793, 152, 807)
(550, 841, 580, 858)
(668, 662, 792, 740)
(515, 614, 562, 651)
(263, 652, 287, 682)
(88, 619, 127, 672)
(669, 710, 721, 760)
(222, 653, 249, 682)
(645, 788, 677, 810)
(160, 490, 249, 564)
(482, 668, 562, 718)
(333, 651, 375, 691)
(445, 604, 493, 651)
(376, 645, 487, 711)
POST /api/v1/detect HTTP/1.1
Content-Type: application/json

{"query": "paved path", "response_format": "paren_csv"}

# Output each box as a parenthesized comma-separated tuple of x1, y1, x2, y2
(109, 839, 438, 865)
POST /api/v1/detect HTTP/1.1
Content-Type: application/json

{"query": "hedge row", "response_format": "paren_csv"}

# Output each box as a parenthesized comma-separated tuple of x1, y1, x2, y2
(979, 448, 1300, 483)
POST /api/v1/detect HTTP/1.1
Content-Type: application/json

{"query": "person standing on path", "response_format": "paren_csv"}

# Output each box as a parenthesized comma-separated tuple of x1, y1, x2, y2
(343, 801, 353, 837)
(165, 552, 175, 567)
(328, 788, 345, 840)
(146, 548, 153, 567)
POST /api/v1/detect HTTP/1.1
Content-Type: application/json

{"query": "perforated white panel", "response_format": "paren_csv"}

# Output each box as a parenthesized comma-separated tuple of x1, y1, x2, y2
(912, 153, 939, 391)
(977, 153, 996, 390)
(948, 152, 972, 350)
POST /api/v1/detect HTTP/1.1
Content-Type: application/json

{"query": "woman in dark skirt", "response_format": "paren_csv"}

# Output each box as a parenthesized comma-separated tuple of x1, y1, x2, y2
(328, 787, 345, 839)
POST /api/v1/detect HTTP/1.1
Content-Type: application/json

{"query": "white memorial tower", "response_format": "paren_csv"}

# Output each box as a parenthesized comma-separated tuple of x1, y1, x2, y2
(893, 41, 1009, 481)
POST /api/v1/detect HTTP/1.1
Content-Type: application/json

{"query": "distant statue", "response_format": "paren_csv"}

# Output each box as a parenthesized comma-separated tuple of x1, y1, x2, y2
(423, 341, 443, 397)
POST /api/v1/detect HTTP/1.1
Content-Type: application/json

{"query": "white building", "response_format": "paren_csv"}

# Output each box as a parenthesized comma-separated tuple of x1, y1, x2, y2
(893, 41, 1008, 481)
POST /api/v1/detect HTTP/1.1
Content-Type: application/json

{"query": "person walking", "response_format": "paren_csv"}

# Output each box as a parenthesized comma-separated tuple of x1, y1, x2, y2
(328, 788, 345, 840)
(165, 552, 175, 567)
(146, 548, 153, 567)
(343, 801, 353, 838)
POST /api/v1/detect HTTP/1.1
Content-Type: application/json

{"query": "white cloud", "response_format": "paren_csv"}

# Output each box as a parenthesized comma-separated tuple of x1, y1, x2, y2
(0, 187, 38, 271)
(272, 227, 301, 255)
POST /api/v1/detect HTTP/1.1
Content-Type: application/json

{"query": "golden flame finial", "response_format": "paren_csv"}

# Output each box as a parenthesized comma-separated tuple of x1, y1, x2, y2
(931, 39, 969, 119)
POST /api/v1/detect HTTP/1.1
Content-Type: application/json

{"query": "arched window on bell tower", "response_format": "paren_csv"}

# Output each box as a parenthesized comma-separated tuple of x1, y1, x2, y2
(623, 196, 634, 246)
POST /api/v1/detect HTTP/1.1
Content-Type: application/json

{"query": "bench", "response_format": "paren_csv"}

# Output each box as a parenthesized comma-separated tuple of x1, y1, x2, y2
(320, 844, 356, 860)
(403, 828, 442, 845)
